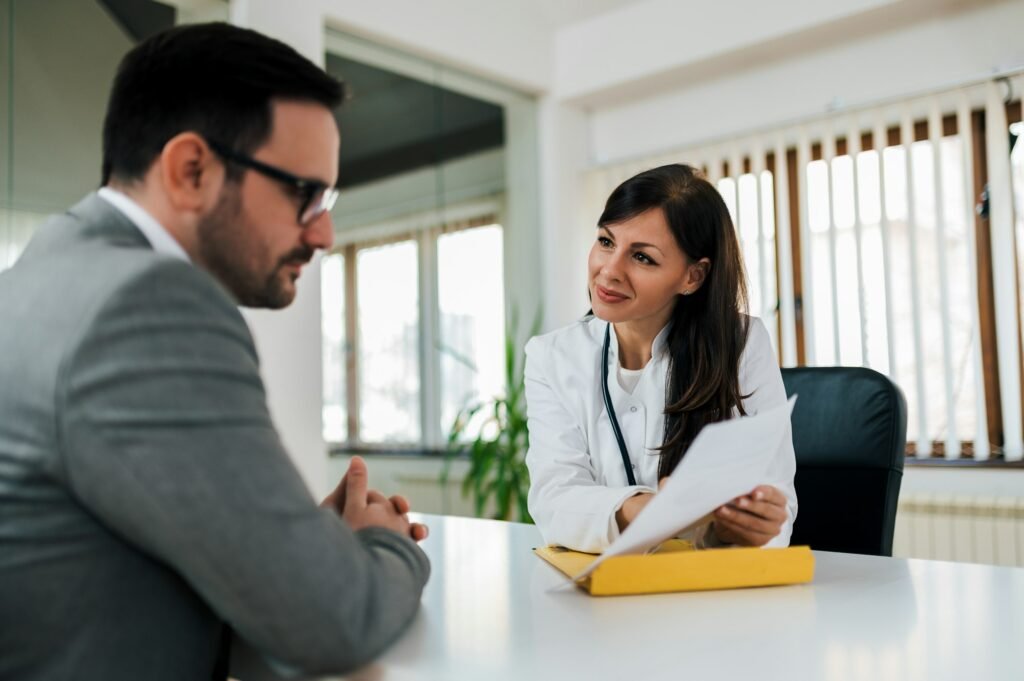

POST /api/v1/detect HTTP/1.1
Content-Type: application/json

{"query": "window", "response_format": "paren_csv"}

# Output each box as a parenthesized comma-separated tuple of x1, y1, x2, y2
(358, 239, 421, 443)
(321, 252, 347, 442)
(437, 225, 506, 441)
(322, 221, 506, 448)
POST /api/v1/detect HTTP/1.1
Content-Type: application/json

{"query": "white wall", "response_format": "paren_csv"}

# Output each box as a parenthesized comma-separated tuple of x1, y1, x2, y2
(554, 0, 898, 102)
(585, 0, 1024, 163)
(538, 98, 592, 328)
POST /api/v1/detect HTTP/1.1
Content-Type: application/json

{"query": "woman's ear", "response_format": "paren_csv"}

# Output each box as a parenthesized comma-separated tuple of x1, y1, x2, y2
(158, 132, 224, 214)
(680, 257, 711, 295)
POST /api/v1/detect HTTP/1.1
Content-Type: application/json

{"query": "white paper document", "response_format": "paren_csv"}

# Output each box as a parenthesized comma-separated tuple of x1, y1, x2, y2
(573, 395, 797, 581)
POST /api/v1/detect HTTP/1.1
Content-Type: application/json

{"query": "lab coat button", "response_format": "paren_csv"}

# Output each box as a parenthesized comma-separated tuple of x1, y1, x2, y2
(630, 406, 638, 413)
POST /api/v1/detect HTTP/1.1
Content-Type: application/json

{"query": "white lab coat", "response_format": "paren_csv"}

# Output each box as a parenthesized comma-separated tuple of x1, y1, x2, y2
(524, 315, 797, 553)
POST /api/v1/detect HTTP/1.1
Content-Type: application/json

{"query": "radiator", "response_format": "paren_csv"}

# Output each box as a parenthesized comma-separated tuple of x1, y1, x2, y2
(893, 494, 1024, 567)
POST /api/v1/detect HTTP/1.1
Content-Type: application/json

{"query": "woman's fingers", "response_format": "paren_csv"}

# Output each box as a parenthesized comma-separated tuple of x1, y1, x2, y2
(714, 485, 787, 545)
(715, 504, 781, 536)
(714, 517, 776, 546)
(724, 485, 787, 521)
(750, 484, 786, 505)
(732, 495, 786, 522)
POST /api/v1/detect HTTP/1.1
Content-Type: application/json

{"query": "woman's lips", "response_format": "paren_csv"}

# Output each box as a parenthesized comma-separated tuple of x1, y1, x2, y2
(596, 285, 628, 304)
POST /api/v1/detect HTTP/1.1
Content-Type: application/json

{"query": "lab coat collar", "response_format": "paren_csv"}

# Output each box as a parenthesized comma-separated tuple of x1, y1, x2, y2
(590, 316, 673, 366)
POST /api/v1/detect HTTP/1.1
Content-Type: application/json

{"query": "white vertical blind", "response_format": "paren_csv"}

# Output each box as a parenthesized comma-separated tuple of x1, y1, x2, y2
(705, 152, 722, 185)
(956, 94, 990, 459)
(900, 108, 931, 456)
(751, 145, 772, 329)
(927, 101, 960, 457)
(774, 138, 798, 367)
(797, 132, 816, 366)
(873, 118, 899, 384)
(729, 147, 743, 231)
(823, 129, 842, 364)
(986, 81, 1023, 460)
(847, 118, 870, 366)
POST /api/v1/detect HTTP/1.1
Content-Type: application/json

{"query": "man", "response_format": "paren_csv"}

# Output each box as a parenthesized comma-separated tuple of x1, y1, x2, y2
(0, 23, 430, 679)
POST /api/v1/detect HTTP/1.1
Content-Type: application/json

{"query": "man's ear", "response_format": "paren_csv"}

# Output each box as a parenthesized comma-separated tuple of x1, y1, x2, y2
(158, 132, 224, 213)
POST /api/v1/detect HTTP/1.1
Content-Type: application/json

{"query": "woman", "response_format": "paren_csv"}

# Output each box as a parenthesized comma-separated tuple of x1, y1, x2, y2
(525, 164, 796, 554)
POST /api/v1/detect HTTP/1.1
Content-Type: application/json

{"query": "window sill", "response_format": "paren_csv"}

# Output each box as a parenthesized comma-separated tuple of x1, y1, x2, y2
(903, 456, 1024, 469)
(327, 446, 1024, 468)
(328, 444, 449, 459)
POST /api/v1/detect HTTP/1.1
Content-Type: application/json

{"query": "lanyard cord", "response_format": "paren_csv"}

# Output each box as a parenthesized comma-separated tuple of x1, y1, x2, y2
(602, 323, 637, 486)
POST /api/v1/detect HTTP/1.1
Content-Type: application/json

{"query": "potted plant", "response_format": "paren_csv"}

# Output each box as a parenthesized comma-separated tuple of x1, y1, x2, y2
(441, 311, 540, 523)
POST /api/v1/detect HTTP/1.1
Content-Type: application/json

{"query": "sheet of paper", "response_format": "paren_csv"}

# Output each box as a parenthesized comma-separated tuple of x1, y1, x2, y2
(573, 395, 797, 581)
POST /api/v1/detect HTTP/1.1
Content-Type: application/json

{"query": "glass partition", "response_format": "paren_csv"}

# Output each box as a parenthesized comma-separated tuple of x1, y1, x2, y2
(0, 0, 177, 271)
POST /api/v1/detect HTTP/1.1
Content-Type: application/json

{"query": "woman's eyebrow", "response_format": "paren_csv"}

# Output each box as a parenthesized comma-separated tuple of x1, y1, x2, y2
(599, 226, 665, 256)
(629, 241, 664, 256)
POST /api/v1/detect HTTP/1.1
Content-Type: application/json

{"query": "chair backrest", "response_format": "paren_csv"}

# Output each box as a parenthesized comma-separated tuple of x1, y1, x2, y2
(781, 367, 907, 556)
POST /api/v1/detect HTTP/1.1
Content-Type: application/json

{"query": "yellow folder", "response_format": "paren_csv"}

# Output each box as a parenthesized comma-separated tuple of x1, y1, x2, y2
(534, 540, 815, 596)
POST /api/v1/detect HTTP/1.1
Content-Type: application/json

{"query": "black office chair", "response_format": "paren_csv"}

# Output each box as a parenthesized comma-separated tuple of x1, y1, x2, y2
(781, 367, 907, 556)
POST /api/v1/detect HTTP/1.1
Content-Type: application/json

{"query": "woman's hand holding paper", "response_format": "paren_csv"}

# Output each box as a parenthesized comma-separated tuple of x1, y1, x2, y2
(711, 484, 787, 547)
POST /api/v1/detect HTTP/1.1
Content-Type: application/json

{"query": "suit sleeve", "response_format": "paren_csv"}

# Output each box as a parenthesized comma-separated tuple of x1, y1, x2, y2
(737, 318, 798, 547)
(55, 260, 429, 675)
(524, 335, 655, 553)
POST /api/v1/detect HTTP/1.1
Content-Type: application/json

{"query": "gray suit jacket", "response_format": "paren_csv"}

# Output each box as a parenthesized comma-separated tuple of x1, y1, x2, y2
(0, 194, 430, 679)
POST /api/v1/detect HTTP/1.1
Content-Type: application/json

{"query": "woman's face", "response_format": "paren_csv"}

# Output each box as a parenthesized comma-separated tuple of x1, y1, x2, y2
(588, 208, 707, 326)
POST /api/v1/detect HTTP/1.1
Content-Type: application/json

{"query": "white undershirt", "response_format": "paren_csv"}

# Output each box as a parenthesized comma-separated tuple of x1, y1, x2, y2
(97, 187, 191, 262)
(616, 365, 644, 394)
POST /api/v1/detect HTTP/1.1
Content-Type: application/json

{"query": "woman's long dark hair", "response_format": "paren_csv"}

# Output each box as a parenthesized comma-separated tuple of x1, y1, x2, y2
(597, 164, 750, 478)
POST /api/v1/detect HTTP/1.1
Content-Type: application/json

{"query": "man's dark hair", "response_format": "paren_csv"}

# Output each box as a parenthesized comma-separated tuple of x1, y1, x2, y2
(101, 22, 345, 184)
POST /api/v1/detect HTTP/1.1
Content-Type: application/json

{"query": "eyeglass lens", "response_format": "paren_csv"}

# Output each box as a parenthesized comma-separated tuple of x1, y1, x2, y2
(299, 187, 340, 225)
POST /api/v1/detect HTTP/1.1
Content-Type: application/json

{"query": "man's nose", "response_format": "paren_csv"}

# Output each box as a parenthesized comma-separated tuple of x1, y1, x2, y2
(303, 211, 334, 251)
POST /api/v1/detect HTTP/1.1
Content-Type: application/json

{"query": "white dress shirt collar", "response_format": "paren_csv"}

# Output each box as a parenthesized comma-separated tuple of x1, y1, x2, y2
(97, 187, 191, 262)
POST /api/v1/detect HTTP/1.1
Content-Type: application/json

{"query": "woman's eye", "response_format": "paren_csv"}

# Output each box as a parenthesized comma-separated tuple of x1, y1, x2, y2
(634, 252, 656, 265)
(598, 236, 613, 248)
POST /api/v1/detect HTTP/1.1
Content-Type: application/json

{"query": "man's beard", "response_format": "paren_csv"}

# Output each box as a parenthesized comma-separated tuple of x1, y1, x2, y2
(197, 185, 313, 309)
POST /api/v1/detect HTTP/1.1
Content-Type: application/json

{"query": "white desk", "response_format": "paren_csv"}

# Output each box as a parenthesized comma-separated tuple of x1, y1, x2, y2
(355, 513, 1024, 681)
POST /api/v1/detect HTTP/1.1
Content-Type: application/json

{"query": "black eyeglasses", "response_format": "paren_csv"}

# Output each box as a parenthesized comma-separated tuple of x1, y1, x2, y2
(206, 139, 339, 226)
